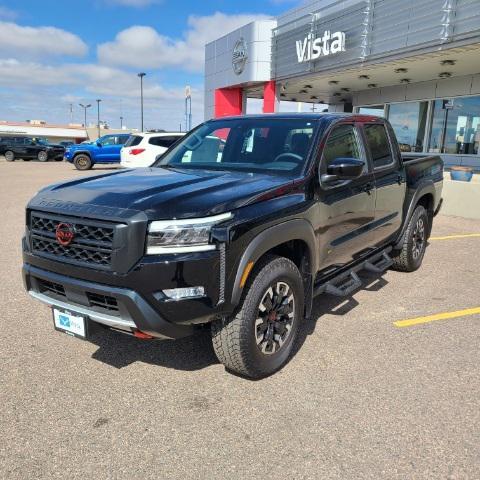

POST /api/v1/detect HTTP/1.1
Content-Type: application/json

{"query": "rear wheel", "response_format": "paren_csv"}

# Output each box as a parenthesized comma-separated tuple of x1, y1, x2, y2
(391, 205, 428, 272)
(4, 150, 14, 162)
(211, 256, 304, 379)
(37, 150, 48, 162)
(73, 154, 92, 171)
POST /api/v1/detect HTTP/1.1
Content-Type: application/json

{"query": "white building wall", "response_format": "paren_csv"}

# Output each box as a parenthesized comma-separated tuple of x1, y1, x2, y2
(204, 20, 277, 120)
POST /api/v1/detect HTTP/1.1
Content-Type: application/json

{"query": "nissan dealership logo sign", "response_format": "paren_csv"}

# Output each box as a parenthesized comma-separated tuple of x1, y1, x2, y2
(296, 30, 346, 63)
(232, 38, 248, 75)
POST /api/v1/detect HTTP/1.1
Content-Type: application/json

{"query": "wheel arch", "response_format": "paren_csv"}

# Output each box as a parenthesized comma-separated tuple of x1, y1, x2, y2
(230, 219, 317, 308)
(72, 150, 92, 159)
(395, 181, 436, 249)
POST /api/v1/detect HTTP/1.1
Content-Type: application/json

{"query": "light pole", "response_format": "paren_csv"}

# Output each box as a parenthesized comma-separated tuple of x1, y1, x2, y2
(138, 72, 146, 132)
(185, 85, 192, 132)
(96, 99, 102, 138)
(120, 116, 123, 129)
(79, 103, 92, 129)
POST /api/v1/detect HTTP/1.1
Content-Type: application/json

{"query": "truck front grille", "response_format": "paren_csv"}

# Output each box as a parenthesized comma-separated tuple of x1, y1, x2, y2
(30, 212, 116, 269)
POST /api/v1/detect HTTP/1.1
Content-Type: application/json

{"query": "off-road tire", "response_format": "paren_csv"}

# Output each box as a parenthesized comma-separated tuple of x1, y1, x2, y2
(4, 151, 14, 162)
(37, 150, 48, 162)
(211, 255, 304, 379)
(73, 154, 92, 171)
(391, 205, 428, 272)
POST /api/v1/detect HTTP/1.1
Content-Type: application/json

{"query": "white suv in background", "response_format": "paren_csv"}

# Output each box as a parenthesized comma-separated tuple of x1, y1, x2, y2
(120, 132, 185, 168)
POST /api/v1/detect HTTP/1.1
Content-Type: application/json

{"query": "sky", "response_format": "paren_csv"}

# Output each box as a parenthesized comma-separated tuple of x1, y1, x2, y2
(0, 0, 301, 131)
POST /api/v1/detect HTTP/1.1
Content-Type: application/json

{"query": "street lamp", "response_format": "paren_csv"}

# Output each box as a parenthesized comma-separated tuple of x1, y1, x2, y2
(96, 99, 102, 138)
(78, 103, 92, 129)
(120, 116, 123, 129)
(185, 85, 192, 132)
(138, 72, 146, 132)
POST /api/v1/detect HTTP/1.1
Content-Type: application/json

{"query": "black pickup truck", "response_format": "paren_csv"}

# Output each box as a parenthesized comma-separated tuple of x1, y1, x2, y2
(22, 114, 443, 378)
(1, 137, 65, 162)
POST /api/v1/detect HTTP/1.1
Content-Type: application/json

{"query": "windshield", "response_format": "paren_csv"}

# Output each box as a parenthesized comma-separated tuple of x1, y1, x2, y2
(156, 117, 317, 176)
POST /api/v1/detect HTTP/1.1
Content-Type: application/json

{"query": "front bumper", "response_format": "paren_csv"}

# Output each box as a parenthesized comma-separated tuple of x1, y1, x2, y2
(23, 241, 229, 339)
(23, 263, 197, 339)
(47, 150, 65, 160)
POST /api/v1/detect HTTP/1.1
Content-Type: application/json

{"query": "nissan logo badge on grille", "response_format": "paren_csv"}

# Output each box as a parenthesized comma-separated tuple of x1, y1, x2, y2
(55, 223, 75, 246)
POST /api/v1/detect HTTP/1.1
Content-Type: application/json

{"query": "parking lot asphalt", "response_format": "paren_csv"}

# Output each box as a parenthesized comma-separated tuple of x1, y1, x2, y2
(1, 159, 479, 480)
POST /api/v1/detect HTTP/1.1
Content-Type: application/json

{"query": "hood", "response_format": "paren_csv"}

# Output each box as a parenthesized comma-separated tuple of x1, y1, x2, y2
(68, 142, 92, 149)
(33, 167, 293, 219)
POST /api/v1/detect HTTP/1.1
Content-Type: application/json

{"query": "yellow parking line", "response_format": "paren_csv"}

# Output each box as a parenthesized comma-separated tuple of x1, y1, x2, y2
(430, 233, 480, 241)
(394, 307, 480, 328)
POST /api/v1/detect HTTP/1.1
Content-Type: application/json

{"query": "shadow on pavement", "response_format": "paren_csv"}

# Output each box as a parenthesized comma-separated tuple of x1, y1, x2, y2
(89, 326, 218, 371)
(89, 270, 389, 374)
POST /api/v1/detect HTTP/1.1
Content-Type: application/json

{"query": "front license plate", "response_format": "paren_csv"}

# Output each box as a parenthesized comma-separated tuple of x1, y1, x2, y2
(53, 309, 87, 339)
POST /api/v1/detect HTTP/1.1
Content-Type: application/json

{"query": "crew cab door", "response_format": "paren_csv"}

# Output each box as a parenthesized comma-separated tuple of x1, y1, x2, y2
(96, 135, 121, 162)
(315, 123, 377, 269)
(362, 122, 406, 244)
(18, 138, 36, 158)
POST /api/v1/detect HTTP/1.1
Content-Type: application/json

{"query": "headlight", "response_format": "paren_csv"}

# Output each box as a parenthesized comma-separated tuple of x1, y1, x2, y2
(146, 212, 232, 254)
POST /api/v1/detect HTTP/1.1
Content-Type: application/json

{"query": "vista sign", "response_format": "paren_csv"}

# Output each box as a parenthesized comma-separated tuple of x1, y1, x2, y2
(296, 31, 346, 63)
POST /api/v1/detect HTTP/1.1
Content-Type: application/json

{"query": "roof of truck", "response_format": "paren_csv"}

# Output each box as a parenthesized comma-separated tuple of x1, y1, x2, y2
(207, 112, 382, 122)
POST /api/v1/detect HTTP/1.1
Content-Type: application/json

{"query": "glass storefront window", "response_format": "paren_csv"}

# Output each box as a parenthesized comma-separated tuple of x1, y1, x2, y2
(358, 105, 385, 116)
(429, 96, 480, 155)
(387, 102, 428, 153)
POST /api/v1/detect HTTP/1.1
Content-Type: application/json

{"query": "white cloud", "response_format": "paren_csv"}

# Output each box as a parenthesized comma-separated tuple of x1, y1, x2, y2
(0, 22, 88, 58)
(0, 58, 204, 130)
(97, 12, 270, 72)
(0, 59, 188, 100)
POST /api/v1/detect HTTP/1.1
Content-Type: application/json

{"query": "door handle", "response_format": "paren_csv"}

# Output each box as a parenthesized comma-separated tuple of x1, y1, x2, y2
(363, 183, 373, 194)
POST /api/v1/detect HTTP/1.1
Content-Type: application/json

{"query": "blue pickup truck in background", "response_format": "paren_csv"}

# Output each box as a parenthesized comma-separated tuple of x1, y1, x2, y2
(64, 133, 131, 170)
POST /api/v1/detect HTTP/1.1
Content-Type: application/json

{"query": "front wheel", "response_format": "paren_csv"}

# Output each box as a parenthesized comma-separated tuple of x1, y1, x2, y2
(37, 150, 48, 162)
(73, 154, 92, 171)
(391, 205, 429, 272)
(4, 150, 14, 162)
(211, 256, 304, 379)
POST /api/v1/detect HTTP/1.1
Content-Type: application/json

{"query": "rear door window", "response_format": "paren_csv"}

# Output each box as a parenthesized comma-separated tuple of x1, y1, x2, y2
(364, 124, 394, 169)
(149, 136, 180, 148)
(125, 135, 143, 147)
(117, 136, 129, 145)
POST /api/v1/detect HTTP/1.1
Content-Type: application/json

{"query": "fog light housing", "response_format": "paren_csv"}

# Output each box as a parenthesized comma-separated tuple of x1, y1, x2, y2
(163, 286, 205, 301)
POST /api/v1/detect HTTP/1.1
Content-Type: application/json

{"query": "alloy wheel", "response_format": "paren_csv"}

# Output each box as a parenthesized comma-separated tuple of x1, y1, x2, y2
(255, 281, 295, 355)
(412, 217, 425, 260)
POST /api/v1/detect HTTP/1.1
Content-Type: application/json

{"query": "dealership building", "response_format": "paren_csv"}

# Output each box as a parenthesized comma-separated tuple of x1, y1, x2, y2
(205, 0, 480, 170)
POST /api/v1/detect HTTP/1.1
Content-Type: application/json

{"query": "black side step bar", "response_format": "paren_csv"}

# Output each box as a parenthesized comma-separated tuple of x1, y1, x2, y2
(364, 251, 393, 273)
(313, 248, 393, 298)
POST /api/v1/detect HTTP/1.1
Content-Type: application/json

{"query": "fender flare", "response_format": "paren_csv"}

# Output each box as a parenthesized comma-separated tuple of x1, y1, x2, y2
(394, 180, 435, 249)
(72, 150, 93, 159)
(230, 219, 317, 306)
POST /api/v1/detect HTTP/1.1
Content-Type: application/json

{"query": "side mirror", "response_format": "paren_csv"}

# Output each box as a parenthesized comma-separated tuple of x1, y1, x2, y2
(321, 157, 364, 184)
(96, 141, 102, 147)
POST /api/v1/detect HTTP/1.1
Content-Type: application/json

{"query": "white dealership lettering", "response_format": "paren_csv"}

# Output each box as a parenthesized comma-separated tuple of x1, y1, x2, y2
(296, 31, 346, 63)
